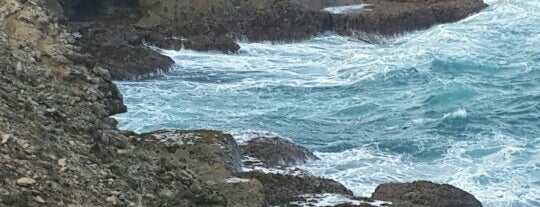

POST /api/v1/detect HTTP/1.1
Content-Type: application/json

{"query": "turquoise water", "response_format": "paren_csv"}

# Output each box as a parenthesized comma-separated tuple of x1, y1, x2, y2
(115, 0, 540, 206)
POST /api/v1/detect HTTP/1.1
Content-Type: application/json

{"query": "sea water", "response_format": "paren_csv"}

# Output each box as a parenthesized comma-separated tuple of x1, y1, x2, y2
(114, 0, 540, 206)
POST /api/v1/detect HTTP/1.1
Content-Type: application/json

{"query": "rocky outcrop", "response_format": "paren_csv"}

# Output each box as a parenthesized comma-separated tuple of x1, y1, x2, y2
(236, 171, 354, 205)
(330, 0, 488, 36)
(141, 130, 243, 172)
(137, 0, 487, 41)
(372, 181, 483, 207)
(241, 136, 319, 168)
(73, 23, 175, 80)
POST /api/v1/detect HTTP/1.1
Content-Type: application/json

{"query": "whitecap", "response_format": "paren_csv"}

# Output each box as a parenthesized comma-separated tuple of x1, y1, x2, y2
(442, 108, 468, 119)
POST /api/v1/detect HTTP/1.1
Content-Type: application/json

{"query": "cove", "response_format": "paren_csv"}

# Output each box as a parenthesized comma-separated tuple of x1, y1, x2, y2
(115, 0, 540, 206)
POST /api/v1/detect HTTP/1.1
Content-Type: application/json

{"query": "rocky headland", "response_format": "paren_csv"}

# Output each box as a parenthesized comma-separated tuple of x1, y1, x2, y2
(1, 0, 486, 206)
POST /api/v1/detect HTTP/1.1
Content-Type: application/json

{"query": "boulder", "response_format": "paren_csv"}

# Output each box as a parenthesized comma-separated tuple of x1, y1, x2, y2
(371, 181, 482, 207)
(241, 136, 319, 168)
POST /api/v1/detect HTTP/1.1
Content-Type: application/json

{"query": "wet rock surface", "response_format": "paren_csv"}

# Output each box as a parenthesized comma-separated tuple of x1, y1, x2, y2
(241, 136, 319, 168)
(372, 181, 483, 207)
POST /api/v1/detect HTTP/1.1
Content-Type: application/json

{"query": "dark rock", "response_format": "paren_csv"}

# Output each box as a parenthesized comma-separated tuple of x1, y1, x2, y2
(371, 181, 482, 207)
(88, 44, 174, 80)
(95, 72, 127, 115)
(330, 0, 488, 36)
(75, 23, 174, 80)
(236, 171, 353, 205)
(241, 136, 319, 168)
(183, 35, 240, 53)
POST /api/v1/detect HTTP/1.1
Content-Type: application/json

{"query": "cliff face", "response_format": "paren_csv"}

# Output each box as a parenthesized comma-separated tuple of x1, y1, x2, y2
(1, 0, 485, 206)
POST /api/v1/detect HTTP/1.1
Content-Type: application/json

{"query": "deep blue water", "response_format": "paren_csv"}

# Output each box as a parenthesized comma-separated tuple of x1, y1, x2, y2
(115, 0, 540, 206)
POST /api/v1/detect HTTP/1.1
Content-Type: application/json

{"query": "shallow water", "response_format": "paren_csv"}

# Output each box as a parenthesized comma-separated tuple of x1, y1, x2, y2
(114, 0, 540, 206)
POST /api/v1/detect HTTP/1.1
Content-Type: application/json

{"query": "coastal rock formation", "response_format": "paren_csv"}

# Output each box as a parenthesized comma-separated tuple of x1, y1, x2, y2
(372, 181, 483, 207)
(241, 136, 319, 168)
(42, 0, 486, 80)
(1, 0, 484, 206)
(330, 0, 488, 38)
(75, 23, 175, 80)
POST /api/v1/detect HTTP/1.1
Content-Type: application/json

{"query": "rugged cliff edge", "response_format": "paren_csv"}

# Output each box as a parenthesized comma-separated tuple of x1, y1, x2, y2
(1, 0, 484, 206)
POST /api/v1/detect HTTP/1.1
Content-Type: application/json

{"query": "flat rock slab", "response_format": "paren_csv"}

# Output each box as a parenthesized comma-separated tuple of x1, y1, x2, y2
(141, 130, 242, 171)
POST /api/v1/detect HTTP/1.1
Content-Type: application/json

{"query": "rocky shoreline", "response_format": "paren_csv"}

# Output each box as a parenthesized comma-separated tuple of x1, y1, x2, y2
(54, 0, 487, 80)
(1, 0, 486, 206)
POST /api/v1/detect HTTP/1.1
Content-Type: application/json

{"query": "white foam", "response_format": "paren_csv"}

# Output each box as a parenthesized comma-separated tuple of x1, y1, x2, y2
(301, 131, 540, 207)
(230, 130, 293, 144)
(442, 108, 467, 119)
(323, 4, 372, 14)
(225, 177, 251, 183)
(290, 193, 390, 207)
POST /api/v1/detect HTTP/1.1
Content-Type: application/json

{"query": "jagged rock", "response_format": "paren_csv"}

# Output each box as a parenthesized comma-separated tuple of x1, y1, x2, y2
(371, 181, 482, 207)
(241, 136, 319, 168)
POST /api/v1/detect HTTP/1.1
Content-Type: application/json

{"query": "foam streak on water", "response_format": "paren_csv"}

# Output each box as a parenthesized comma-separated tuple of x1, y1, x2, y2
(115, 1, 540, 206)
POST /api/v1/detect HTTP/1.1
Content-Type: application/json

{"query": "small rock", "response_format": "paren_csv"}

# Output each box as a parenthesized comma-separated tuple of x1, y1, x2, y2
(15, 62, 23, 74)
(34, 196, 45, 203)
(57, 158, 67, 167)
(16, 177, 36, 186)
(106, 196, 118, 205)
(1, 132, 10, 144)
